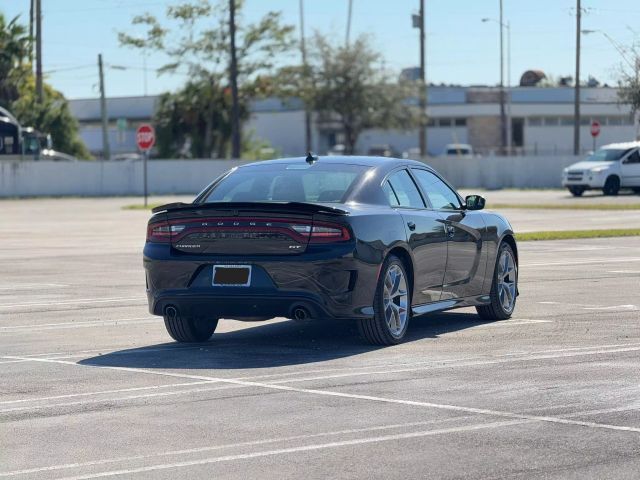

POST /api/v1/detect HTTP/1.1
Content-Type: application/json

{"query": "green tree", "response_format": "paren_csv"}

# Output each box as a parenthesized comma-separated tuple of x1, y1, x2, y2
(617, 44, 640, 136)
(119, 0, 294, 157)
(279, 34, 418, 155)
(0, 14, 31, 107)
(12, 78, 91, 159)
(0, 13, 90, 158)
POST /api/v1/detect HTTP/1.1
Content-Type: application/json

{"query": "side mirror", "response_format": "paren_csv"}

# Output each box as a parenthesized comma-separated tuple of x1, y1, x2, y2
(465, 194, 485, 211)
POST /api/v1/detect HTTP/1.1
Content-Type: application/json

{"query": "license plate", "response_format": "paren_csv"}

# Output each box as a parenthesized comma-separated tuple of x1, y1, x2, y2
(212, 265, 252, 287)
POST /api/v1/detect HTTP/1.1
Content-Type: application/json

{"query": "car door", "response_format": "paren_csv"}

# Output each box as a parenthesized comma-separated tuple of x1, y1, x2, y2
(410, 168, 487, 300)
(620, 149, 640, 187)
(384, 169, 447, 305)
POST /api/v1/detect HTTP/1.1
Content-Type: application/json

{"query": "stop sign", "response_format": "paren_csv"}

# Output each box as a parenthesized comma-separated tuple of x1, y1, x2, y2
(590, 120, 601, 138)
(136, 124, 155, 151)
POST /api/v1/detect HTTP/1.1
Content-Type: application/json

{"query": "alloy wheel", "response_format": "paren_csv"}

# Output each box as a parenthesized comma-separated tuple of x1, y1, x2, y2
(497, 249, 517, 313)
(383, 264, 408, 337)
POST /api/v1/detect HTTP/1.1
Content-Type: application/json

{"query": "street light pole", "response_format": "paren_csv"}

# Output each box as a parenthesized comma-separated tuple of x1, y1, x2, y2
(346, 0, 353, 47)
(299, 0, 312, 153)
(98, 53, 110, 161)
(499, 0, 506, 154)
(573, 0, 581, 156)
(418, 0, 427, 157)
(229, 0, 241, 159)
(35, 0, 43, 103)
(482, 15, 510, 153)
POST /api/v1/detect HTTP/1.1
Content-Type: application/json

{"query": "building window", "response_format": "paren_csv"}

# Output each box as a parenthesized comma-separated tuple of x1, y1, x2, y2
(580, 117, 592, 126)
(607, 117, 623, 126)
(560, 117, 574, 126)
(454, 118, 466, 127)
(528, 117, 542, 126)
(438, 118, 452, 127)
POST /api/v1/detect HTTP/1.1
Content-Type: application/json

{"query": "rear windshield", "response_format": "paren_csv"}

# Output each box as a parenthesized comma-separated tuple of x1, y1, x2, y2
(202, 163, 368, 203)
(586, 148, 631, 162)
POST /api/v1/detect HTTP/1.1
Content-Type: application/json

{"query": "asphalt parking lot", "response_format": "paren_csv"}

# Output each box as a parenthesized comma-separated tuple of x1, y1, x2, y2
(2, 194, 640, 479)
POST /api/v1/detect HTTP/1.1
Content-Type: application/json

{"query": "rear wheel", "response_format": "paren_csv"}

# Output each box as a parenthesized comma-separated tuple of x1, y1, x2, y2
(163, 308, 218, 343)
(476, 242, 517, 321)
(568, 186, 585, 197)
(632, 187, 640, 194)
(603, 176, 620, 196)
(358, 255, 411, 345)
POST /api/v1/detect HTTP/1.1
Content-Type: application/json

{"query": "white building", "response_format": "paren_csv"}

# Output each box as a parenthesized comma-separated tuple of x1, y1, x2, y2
(69, 86, 637, 158)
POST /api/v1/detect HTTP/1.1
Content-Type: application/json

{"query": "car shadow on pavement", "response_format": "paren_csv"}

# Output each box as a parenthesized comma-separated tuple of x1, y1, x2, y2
(79, 311, 497, 370)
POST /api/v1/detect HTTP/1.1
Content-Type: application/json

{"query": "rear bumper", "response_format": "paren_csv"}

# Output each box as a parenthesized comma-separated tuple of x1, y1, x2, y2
(143, 243, 378, 320)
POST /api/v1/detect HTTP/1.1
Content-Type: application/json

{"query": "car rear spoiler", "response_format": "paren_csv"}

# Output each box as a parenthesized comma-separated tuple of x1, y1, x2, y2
(151, 201, 350, 216)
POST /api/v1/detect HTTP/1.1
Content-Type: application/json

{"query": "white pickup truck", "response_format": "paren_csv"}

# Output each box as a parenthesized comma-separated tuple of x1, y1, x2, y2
(562, 142, 640, 196)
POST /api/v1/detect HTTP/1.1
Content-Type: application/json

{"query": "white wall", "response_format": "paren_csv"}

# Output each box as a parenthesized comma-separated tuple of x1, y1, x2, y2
(424, 155, 580, 189)
(0, 160, 249, 197)
(1, 156, 583, 197)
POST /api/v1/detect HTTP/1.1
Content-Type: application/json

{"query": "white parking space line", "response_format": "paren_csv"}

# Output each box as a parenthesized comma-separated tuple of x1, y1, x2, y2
(0, 419, 525, 479)
(4, 342, 640, 412)
(522, 257, 640, 268)
(0, 297, 146, 309)
(3, 403, 639, 479)
(0, 283, 69, 290)
(583, 305, 638, 311)
(0, 380, 218, 406)
(4, 353, 640, 437)
(0, 317, 157, 332)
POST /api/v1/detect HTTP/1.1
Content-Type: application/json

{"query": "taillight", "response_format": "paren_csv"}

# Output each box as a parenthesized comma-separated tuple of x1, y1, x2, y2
(308, 223, 351, 243)
(146, 222, 185, 243)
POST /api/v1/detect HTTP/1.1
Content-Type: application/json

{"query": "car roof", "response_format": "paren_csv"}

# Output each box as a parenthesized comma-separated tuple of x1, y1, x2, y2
(600, 141, 640, 150)
(240, 156, 433, 173)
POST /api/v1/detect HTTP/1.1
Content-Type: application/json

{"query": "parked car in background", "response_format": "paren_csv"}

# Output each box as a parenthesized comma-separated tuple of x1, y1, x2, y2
(326, 144, 346, 156)
(442, 143, 475, 158)
(144, 156, 519, 346)
(367, 144, 398, 157)
(39, 149, 78, 162)
(562, 142, 640, 196)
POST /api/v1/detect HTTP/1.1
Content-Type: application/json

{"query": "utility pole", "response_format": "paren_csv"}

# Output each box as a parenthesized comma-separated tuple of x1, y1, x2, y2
(499, 0, 506, 154)
(299, 0, 312, 153)
(418, 0, 427, 157)
(29, 0, 34, 63)
(573, 0, 581, 155)
(35, 0, 43, 103)
(229, 0, 241, 159)
(98, 54, 110, 161)
(346, 0, 353, 47)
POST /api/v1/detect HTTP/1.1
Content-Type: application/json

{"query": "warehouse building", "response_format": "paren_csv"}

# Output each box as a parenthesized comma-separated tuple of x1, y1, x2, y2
(69, 85, 637, 158)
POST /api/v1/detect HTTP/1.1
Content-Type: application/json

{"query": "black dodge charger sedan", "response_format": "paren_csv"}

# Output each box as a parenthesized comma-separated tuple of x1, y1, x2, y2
(144, 156, 518, 345)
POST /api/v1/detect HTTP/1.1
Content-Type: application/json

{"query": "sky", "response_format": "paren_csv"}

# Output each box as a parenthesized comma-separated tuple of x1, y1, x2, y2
(2, 0, 639, 99)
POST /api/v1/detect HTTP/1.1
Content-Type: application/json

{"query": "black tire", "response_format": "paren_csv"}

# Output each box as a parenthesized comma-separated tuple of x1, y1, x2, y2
(568, 186, 585, 197)
(603, 176, 620, 196)
(163, 309, 218, 343)
(358, 255, 411, 346)
(476, 242, 517, 321)
(632, 187, 640, 194)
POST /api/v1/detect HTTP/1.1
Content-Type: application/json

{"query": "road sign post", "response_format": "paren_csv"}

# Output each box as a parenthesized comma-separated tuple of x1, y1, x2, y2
(136, 124, 155, 208)
(590, 120, 600, 153)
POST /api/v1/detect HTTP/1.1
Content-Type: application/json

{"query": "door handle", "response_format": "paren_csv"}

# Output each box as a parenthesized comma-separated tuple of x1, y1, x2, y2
(407, 221, 416, 231)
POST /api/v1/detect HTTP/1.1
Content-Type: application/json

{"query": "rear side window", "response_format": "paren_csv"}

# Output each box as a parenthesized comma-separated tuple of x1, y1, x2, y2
(202, 163, 367, 203)
(386, 170, 425, 208)
(626, 150, 640, 164)
(412, 169, 461, 210)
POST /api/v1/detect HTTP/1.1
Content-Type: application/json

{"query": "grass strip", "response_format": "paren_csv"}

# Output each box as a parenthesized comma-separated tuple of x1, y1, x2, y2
(490, 203, 640, 211)
(517, 229, 640, 241)
(122, 203, 163, 210)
